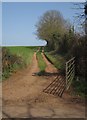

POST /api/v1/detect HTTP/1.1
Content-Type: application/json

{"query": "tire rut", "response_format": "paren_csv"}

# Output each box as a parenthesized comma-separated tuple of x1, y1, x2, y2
(2, 52, 85, 118)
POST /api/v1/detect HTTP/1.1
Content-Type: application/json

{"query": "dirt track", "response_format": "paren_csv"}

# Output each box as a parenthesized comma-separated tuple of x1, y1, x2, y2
(2, 52, 85, 118)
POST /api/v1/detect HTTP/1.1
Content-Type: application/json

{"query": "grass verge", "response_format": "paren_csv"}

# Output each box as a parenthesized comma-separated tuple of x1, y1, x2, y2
(36, 52, 46, 75)
(45, 52, 66, 74)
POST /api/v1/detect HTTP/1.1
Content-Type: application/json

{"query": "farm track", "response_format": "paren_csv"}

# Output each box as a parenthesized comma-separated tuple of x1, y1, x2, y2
(41, 52, 57, 73)
(2, 52, 85, 118)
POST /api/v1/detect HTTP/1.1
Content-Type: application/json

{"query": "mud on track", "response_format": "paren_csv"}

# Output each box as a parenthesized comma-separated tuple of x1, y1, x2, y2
(2, 52, 85, 118)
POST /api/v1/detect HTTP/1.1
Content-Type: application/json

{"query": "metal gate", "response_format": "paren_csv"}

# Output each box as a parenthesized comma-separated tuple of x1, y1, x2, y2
(66, 57, 75, 90)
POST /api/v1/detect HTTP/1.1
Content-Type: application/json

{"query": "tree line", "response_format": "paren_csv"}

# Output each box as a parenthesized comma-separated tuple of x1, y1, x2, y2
(36, 2, 87, 80)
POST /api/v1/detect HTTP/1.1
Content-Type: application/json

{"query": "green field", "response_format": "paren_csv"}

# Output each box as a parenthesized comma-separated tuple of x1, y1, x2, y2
(6, 46, 38, 65)
(2, 46, 38, 79)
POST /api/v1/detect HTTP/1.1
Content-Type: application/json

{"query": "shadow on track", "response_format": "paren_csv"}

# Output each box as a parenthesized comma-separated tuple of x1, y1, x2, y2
(32, 71, 64, 77)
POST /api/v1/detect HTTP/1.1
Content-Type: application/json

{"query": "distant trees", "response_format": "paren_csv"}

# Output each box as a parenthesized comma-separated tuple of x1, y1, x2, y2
(36, 10, 69, 51)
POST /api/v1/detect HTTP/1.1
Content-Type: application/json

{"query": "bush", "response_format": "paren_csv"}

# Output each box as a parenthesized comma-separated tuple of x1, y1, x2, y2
(72, 76, 86, 97)
(2, 48, 24, 79)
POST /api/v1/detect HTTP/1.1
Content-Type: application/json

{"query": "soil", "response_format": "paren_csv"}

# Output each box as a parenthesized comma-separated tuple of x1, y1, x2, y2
(2, 52, 85, 118)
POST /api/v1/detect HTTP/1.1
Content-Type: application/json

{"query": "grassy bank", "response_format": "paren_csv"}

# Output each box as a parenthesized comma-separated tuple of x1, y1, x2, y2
(45, 52, 66, 74)
(2, 46, 38, 79)
(7, 46, 38, 66)
(36, 52, 46, 74)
